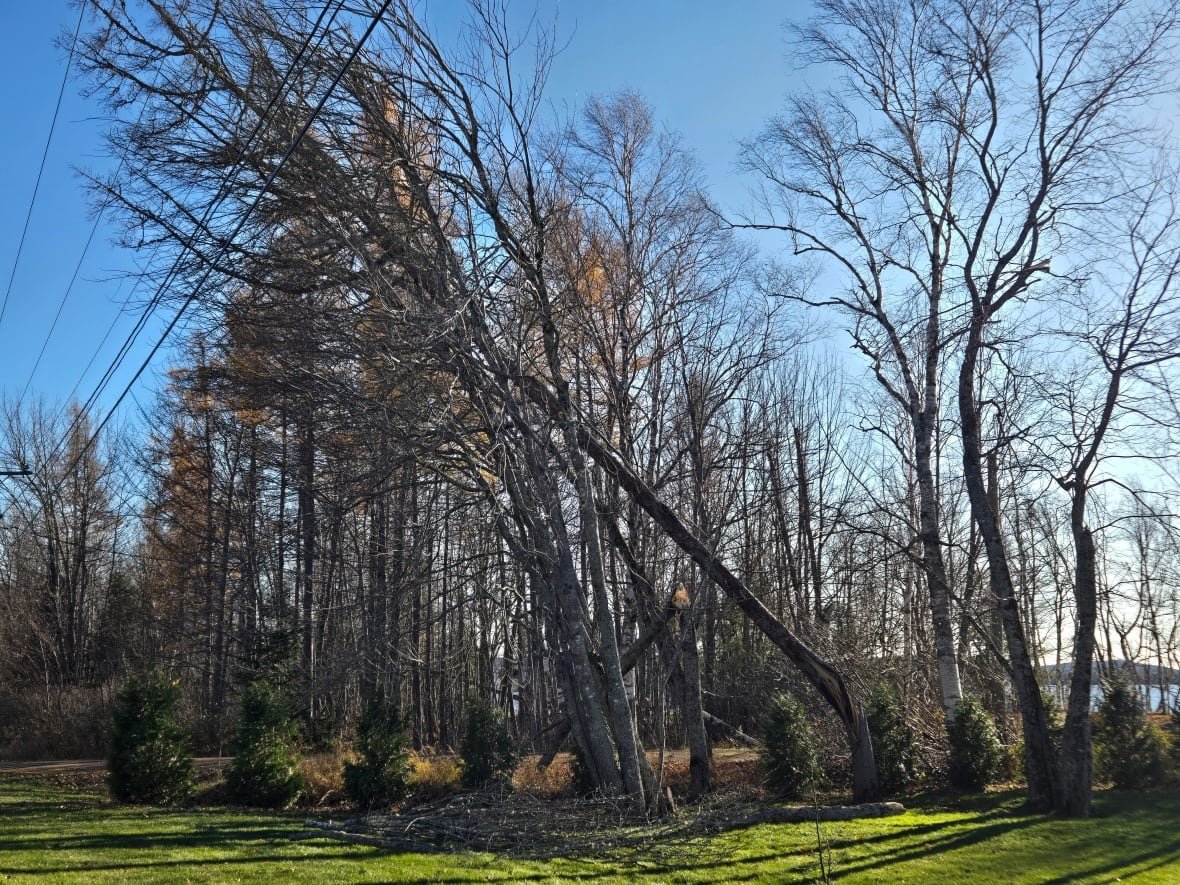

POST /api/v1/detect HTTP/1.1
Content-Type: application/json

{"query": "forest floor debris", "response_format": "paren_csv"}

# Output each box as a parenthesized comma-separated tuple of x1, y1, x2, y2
(298, 789, 905, 859)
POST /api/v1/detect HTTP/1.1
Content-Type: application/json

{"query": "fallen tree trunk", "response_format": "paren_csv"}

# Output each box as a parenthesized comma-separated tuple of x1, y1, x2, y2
(703, 711, 759, 748)
(567, 418, 880, 803)
(447, 362, 881, 800)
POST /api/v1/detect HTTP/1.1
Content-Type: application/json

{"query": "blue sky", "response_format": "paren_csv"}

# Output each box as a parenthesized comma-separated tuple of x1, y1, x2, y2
(0, 2, 145, 418)
(0, 1, 799, 422)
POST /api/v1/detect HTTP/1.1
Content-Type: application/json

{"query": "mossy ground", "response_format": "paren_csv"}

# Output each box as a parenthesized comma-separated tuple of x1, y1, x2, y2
(2, 774, 1178, 883)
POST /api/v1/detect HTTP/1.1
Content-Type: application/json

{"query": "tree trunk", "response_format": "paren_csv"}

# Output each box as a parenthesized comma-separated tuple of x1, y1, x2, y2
(298, 423, 316, 713)
(1057, 500, 1097, 816)
(958, 320, 1058, 811)
(680, 602, 710, 800)
(574, 424, 880, 802)
(521, 463, 625, 797)
(545, 320, 647, 807)
(914, 412, 964, 721)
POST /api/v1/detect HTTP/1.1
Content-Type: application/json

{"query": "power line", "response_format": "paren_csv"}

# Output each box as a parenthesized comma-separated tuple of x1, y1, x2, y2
(16, 212, 102, 408)
(55, 0, 395, 486)
(18, 31, 164, 410)
(64, 276, 135, 406)
(0, 2, 87, 331)
(68, 1, 346, 423)
(48, 0, 347, 462)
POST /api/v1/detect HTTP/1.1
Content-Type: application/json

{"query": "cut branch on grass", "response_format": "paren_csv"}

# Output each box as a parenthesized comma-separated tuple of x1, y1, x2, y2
(298, 791, 905, 859)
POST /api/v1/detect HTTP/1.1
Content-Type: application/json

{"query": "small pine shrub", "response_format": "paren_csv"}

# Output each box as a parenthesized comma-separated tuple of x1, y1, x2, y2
(226, 680, 304, 808)
(107, 669, 194, 805)
(947, 698, 1003, 792)
(459, 696, 516, 788)
(759, 692, 818, 799)
(866, 684, 916, 795)
(343, 692, 411, 808)
(1094, 674, 1165, 790)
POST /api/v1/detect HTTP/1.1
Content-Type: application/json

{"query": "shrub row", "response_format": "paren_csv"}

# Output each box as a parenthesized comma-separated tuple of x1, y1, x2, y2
(107, 670, 1180, 809)
(107, 672, 513, 808)
(756, 678, 1178, 798)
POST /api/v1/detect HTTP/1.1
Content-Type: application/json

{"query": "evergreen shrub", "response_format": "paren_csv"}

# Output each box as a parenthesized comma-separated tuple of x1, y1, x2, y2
(947, 698, 1003, 791)
(343, 691, 410, 808)
(107, 669, 195, 805)
(225, 680, 304, 808)
(866, 683, 916, 795)
(459, 696, 516, 788)
(759, 692, 818, 799)
(1094, 674, 1165, 790)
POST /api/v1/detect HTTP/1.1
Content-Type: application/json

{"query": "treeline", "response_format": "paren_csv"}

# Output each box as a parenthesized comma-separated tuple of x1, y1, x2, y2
(2, 0, 1180, 817)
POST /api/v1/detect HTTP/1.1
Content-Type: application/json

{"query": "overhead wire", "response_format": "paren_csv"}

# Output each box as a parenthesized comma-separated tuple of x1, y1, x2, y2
(0, 2, 87, 330)
(53, 0, 396, 488)
(45, 0, 348, 466)
(65, 1, 347, 429)
(19, 39, 166, 410)
(22, 8, 176, 415)
(64, 277, 140, 407)
(15, 212, 102, 408)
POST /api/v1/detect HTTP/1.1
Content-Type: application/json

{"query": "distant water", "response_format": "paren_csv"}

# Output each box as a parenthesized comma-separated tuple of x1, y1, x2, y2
(1047, 683, 1179, 712)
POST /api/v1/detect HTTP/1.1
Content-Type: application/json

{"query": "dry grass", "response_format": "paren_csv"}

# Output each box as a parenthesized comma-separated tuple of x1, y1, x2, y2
(514, 755, 575, 798)
(512, 747, 765, 802)
(299, 750, 354, 807)
(408, 753, 460, 802)
(660, 753, 765, 797)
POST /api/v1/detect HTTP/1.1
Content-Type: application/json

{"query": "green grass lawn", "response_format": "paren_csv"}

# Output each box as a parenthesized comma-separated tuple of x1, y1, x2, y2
(2, 775, 1179, 883)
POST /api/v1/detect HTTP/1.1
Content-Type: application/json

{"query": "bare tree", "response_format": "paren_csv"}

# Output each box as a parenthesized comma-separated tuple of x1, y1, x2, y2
(745, 0, 1179, 814)
(950, 0, 1177, 814)
(741, 0, 969, 722)
(1031, 174, 1180, 814)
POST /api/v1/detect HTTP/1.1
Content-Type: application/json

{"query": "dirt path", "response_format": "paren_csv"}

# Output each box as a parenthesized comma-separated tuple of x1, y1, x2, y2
(0, 757, 230, 775)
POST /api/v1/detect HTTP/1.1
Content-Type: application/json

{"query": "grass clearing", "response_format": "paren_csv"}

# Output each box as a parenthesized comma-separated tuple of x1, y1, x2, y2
(1, 774, 1179, 882)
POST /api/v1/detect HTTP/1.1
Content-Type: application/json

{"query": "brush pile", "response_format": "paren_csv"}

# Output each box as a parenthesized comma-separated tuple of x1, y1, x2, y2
(299, 789, 904, 858)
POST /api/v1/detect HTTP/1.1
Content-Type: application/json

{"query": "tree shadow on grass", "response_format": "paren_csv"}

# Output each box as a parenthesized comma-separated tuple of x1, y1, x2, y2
(0, 819, 373, 877)
(1035, 843, 1180, 885)
(826, 793, 1180, 884)
(418, 850, 793, 883)
(0, 818, 291, 851)
(0, 795, 330, 877)
(0, 796, 108, 818)
(7, 786, 1178, 883)
(0, 850, 369, 879)
(827, 813, 1045, 880)
(538, 797, 1045, 883)
(290, 796, 1019, 882)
